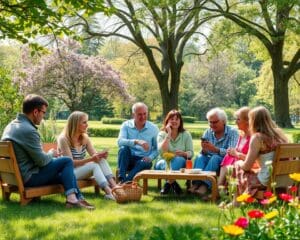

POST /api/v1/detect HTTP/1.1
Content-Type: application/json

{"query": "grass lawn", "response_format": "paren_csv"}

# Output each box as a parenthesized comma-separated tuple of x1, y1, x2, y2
(0, 137, 223, 240)
(1, 125, 299, 239)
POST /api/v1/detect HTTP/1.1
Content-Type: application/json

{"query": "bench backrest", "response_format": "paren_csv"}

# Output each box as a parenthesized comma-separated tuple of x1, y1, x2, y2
(272, 143, 300, 188)
(0, 141, 25, 192)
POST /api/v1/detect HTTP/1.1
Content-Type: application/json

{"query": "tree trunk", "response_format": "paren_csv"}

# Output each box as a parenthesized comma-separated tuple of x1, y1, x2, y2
(272, 64, 293, 128)
(157, 76, 179, 118)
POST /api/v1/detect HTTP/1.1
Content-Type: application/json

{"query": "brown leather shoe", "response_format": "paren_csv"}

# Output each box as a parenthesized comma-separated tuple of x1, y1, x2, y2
(79, 200, 95, 210)
(66, 200, 95, 210)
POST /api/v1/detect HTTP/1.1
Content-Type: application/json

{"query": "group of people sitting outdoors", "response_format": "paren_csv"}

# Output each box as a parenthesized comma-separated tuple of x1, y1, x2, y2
(1, 94, 288, 209)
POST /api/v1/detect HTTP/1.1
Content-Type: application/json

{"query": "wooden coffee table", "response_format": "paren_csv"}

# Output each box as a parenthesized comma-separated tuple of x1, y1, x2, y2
(133, 170, 218, 202)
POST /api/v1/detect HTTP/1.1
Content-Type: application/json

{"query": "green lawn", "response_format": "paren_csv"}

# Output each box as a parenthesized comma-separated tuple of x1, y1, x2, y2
(0, 137, 224, 240)
(1, 125, 299, 239)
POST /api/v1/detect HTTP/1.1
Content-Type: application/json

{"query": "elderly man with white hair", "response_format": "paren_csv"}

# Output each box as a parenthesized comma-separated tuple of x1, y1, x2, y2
(117, 102, 159, 182)
(190, 107, 239, 196)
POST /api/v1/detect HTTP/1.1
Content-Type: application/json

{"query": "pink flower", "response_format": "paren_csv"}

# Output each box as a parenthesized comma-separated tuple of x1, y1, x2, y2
(263, 191, 273, 198)
(279, 193, 293, 202)
(260, 199, 269, 205)
(234, 217, 249, 229)
(248, 209, 264, 219)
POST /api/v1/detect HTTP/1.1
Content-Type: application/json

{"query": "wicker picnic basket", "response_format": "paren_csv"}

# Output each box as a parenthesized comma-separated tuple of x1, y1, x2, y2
(112, 181, 142, 203)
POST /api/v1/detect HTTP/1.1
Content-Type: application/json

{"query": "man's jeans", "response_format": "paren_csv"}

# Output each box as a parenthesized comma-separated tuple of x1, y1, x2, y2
(193, 153, 223, 188)
(25, 156, 83, 199)
(118, 146, 152, 182)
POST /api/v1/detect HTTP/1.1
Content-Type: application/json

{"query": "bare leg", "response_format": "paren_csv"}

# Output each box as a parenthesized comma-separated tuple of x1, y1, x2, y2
(218, 166, 228, 187)
(108, 178, 117, 188)
(66, 193, 78, 203)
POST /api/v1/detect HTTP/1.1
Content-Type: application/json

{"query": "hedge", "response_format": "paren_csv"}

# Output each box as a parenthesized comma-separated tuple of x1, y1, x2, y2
(102, 117, 127, 124)
(182, 116, 196, 123)
(88, 128, 120, 137)
(292, 133, 300, 143)
(190, 130, 204, 139)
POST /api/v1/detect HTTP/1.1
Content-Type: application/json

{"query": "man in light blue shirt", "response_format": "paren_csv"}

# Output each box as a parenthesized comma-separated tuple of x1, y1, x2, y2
(117, 102, 159, 182)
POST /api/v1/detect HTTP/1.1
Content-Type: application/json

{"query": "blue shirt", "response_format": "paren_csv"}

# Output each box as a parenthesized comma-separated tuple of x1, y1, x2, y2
(117, 119, 159, 161)
(202, 125, 239, 157)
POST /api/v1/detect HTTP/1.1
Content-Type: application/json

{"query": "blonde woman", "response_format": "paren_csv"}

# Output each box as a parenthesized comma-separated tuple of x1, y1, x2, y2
(235, 106, 288, 197)
(58, 111, 117, 200)
(217, 107, 251, 188)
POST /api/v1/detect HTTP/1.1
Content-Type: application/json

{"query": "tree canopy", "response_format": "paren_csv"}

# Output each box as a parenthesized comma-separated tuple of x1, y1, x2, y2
(204, 0, 300, 127)
(72, 0, 212, 116)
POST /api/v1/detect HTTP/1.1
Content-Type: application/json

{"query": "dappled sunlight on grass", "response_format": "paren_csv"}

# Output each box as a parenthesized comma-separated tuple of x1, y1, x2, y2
(0, 182, 220, 239)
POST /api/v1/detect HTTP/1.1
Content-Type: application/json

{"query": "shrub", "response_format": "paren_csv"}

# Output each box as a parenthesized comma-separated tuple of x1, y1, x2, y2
(102, 117, 127, 124)
(292, 133, 300, 143)
(39, 120, 57, 143)
(88, 128, 119, 137)
(182, 116, 196, 123)
(190, 131, 204, 139)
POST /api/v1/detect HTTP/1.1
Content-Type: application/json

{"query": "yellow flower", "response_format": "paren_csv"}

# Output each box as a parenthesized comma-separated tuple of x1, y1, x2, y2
(236, 193, 251, 202)
(162, 152, 175, 162)
(223, 224, 244, 236)
(289, 173, 300, 182)
(268, 196, 277, 204)
(264, 210, 279, 220)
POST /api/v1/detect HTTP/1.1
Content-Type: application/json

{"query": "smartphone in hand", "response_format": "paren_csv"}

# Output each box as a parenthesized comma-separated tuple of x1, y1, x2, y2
(201, 137, 208, 142)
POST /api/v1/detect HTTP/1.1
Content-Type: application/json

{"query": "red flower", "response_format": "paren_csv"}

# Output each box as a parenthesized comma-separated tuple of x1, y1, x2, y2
(263, 191, 273, 198)
(289, 186, 298, 193)
(279, 193, 293, 202)
(248, 209, 264, 219)
(234, 217, 249, 229)
(245, 197, 256, 203)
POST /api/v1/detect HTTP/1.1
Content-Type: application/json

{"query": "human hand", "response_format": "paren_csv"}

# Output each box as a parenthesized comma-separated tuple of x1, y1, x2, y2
(175, 150, 186, 157)
(166, 123, 172, 134)
(142, 157, 151, 162)
(49, 148, 61, 157)
(227, 148, 238, 157)
(96, 149, 109, 159)
(136, 140, 149, 151)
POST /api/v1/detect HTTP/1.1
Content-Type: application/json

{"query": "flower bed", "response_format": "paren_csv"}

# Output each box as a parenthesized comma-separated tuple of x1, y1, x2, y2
(220, 173, 300, 239)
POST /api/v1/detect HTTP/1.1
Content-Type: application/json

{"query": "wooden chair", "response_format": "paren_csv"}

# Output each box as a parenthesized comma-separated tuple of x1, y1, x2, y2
(0, 141, 99, 205)
(255, 143, 300, 199)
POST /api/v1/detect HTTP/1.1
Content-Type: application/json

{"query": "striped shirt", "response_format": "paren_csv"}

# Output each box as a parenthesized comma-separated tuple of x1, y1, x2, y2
(70, 145, 87, 160)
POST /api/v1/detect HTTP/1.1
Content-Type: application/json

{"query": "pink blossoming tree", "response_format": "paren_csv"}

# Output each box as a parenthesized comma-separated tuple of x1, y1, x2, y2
(15, 41, 132, 112)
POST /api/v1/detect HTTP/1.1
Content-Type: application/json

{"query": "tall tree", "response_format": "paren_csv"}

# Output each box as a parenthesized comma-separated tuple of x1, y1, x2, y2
(205, 0, 300, 127)
(73, 0, 213, 116)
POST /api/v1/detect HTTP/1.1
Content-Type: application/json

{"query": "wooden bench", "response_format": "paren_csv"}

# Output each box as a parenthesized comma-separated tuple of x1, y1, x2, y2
(255, 143, 300, 199)
(0, 141, 100, 205)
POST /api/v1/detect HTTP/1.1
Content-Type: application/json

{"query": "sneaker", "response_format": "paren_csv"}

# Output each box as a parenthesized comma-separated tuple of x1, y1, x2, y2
(172, 181, 182, 195)
(160, 182, 171, 195)
(104, 194, 116, 201)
